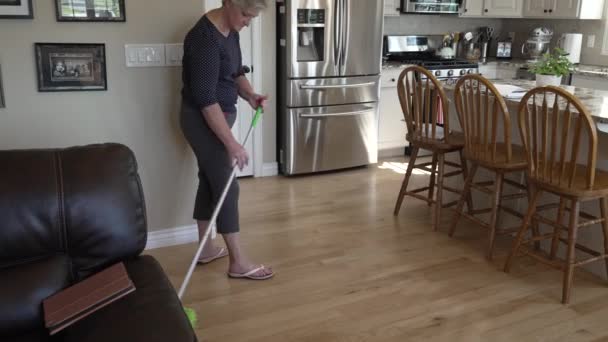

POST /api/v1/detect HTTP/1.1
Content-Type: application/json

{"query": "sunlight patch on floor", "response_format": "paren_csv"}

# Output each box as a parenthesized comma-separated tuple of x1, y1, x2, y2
(378, 161, 432, 175)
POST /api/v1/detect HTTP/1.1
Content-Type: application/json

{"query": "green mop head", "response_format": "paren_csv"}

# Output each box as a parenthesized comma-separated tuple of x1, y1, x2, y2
(184, 307, 198, 327)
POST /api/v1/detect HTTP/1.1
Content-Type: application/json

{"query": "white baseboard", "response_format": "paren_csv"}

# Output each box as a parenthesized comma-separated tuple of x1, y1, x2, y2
(146, 224, 198, 250)
(262, 162, 278, 177)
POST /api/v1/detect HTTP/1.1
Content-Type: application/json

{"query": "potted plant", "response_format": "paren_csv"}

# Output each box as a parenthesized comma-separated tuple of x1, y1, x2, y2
(528, 48, 574, 87)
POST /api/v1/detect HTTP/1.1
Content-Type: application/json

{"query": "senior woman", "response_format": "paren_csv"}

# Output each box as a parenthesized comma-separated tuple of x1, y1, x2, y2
(180, 0, 273, 280)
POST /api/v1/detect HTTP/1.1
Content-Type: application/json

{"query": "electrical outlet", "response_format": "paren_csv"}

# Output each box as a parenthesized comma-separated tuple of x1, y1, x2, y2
(587, 35, 596, 48)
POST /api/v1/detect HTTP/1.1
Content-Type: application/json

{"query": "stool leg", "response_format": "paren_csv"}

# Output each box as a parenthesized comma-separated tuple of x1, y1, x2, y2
(448, 163, 478, 237)
(562, 199, 580, 304)
(394, 147, 419, 216)
(550, 197, 567, 260)
(427, 152, 438, 207)
(487, 172, 504, 260)
(504, 189, 541, 273)
(458, 150, 474, 214)
(599, 197, 608, 280)
(526, 182, 541, 251)
(433, 153, 445, 231)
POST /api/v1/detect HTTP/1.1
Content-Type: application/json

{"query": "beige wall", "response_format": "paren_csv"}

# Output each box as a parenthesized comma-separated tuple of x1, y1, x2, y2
(0, 0, 277, 232)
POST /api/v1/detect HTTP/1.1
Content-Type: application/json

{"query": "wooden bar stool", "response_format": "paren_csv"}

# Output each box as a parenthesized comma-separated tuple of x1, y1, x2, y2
(393, 66, 472, 231)
(504, 86, 608, 304)
(448, 74, 531, 260)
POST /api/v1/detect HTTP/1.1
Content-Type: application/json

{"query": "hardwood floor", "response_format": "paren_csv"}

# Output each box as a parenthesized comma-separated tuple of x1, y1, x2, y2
(147, 157, 608, 342)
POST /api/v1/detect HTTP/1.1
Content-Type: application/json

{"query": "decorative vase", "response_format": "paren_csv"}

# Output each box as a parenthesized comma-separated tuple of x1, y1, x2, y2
(535, 74, 562, 87)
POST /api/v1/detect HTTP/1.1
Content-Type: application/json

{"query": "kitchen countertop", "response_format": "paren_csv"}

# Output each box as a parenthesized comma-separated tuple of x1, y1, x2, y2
(382, 59, 608, 79)
(441, 78, 608, 123)
(482, 58, 608, 79)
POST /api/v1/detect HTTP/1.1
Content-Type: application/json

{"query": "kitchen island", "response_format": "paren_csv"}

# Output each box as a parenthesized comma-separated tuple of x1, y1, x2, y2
(440, 78, 608, 280)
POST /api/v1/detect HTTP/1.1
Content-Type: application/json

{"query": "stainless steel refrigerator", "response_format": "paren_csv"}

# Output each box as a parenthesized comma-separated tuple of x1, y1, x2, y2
(277, 0, 384, 175)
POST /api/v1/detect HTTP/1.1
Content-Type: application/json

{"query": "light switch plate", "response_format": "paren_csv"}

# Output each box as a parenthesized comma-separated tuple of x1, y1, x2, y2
(165, 43, 184, 67)
(587, 35, 596, 48)
(125, 44, 165, 67)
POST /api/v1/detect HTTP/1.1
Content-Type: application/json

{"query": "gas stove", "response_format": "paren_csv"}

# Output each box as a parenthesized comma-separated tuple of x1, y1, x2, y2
(383, 35, 479, 85)
(397, 58, 478, 83)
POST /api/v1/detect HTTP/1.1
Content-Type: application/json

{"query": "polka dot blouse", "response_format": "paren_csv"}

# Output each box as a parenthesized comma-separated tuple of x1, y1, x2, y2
(182, 16, 242, 114)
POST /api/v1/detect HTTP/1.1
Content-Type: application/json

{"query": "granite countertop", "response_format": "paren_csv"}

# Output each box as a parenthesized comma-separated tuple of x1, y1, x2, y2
(481, 58, 608, 79)
(382, 59, 608, 79)
(441, 78, 608, 123)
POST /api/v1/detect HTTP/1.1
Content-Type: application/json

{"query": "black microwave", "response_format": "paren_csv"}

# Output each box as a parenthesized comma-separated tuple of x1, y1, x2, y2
(400, 0, 461, 14)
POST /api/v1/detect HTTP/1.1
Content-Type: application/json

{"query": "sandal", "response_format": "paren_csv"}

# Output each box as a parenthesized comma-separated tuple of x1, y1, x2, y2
(227, 265, 274, 280)
(197, 247, 228, 264)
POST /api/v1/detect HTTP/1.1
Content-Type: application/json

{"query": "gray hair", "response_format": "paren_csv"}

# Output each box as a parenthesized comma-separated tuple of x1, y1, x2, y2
(223, 0, 268, 10)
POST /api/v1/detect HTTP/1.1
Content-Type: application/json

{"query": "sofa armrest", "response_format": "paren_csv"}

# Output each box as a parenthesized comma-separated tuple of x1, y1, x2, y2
(62, 255, 196, 342)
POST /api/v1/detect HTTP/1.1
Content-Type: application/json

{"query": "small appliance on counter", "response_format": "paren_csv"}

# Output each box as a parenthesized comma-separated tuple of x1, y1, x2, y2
(558, 33, 583, 64)
(496, 40, 513, 60)
(521, 27, 553, 63)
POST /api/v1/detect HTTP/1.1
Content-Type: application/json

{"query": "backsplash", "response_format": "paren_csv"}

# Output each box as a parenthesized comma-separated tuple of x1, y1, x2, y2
(502, 18, 608, 66)
(385, 14, 608, 67)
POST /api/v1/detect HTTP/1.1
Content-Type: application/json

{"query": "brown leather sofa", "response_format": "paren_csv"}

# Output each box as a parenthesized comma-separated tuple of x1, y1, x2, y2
(0, 143, 197, 342)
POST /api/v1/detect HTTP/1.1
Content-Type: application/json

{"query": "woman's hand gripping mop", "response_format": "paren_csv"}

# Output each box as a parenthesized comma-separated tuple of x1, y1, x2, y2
(178, 106, 264, 327)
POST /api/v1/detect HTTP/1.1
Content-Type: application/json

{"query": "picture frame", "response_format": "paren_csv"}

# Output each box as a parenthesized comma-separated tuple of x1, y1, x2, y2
(0, 0, 33, 19)
(55, 0, 125, 22)
(35, 43, 107, 92)
(0, 64, 5, 108)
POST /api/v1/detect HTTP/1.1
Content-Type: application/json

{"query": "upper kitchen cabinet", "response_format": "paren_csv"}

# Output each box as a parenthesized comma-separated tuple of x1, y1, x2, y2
(523, 0, 605, 19)
(384, 0, 400, 16)
(484, 0, 524, 17)
(461, 0, 485, 16)
(460, 0, 523, 18)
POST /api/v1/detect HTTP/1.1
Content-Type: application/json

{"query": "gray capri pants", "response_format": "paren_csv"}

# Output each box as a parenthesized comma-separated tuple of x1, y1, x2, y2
(180, 100, 240, 234)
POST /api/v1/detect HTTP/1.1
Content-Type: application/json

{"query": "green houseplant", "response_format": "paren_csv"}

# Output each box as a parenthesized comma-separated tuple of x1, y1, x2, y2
(528, 48, 574, 87)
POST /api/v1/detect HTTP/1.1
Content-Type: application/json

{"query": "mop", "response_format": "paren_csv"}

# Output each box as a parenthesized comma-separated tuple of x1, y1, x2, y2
(178, 106, 263, 327)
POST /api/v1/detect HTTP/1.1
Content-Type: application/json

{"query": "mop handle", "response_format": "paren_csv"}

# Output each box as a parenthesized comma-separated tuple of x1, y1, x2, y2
(178, 106, 262, 300)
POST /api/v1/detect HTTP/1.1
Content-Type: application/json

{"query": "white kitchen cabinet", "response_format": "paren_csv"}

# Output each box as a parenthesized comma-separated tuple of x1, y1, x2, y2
(384, 0, 400, 16)
(484, 0, 523, 17)
(523, 0, 605, 19)
(461, 0, 523, 18)
(461, 0, 484, 17)
(524, 0, 549, 16)
(571, 74, 608, 91)
(379, 68, 408, 156)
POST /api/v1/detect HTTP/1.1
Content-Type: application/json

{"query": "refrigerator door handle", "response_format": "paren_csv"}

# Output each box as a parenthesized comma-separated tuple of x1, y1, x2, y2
(299, 108, 372, 118)
(299, 81, 375, 90)
(333, 0, 341, 72)
(341, 0, 350, 75)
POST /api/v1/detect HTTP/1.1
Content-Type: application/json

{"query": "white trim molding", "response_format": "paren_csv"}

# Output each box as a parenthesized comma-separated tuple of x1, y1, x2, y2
(252, 14, 265, 178)
(145, 224, 198, 250)
(262, 162, 279, 177)
(602, 3, 608, 55)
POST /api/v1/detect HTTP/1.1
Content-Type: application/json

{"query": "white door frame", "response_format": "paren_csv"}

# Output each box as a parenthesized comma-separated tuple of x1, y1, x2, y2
(203, 0, 264, 178)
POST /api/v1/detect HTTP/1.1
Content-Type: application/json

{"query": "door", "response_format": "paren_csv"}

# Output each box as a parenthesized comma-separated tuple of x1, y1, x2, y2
(552, 0, 579, 18)
(204, 0, 254, 177)
(484, 0, 523, 17)
(461, 0, 484, 16)
(286, 0, 340, 78)
(340, 0, 383, 77)
(523, 0, 548, 17)
(284, 103, 378, 175)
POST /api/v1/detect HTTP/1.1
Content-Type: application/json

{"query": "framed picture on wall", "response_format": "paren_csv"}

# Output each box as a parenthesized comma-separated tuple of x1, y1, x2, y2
(35, 43, 107, 92)
(0, 65, 5, 108)
(55, 0, 125, 22)
(0, 0, 34, 19)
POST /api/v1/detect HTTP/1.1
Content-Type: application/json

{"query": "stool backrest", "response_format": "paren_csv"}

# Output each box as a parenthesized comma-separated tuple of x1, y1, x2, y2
(454, 74, 513, 164)
(397, 66, 452, 144)
(517, 86, 597, 190)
